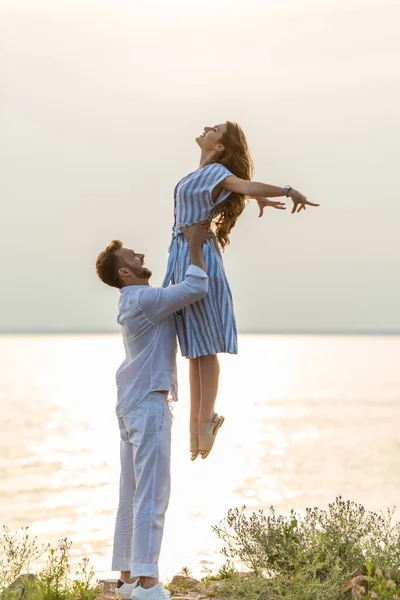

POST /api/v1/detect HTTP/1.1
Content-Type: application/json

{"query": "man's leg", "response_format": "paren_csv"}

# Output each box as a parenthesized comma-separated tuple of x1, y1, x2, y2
(112, 418, 138, 584)
(127, 393, 172, 586)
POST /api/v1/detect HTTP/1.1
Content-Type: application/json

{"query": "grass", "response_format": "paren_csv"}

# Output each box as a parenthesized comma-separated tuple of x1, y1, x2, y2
(2, 497, 400, 599)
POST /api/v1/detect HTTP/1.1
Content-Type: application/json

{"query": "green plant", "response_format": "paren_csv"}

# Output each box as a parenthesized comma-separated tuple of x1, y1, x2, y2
(211, 497, 400, 600)
(202, 561, 237, 582)
(179, 566, 192, 577)
(364, 558, 400, 599)
(0, 526, 49, 592)
(34, 538, 72, 600)
(0, 528, 99, 600)
(70, 558, 99, 600)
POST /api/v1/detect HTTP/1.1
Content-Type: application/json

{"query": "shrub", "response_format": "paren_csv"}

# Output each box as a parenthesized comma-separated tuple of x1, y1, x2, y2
(212, 497, 400, 599)
(0, 527, 99, 600)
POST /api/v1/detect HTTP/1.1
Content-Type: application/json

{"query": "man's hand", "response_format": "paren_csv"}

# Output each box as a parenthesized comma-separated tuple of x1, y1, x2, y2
(256, 197, 286, 218)
(180, 222, 211, 273)
(180, 221, 211, 245)
(288, 189, 319, 214)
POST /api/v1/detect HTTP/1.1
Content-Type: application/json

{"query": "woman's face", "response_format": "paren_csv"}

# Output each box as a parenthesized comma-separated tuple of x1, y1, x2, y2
(196, 123, 227, 152)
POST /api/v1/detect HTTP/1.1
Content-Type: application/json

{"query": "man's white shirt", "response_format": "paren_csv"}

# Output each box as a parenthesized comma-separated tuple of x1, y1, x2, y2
(115, 265, 208, 416)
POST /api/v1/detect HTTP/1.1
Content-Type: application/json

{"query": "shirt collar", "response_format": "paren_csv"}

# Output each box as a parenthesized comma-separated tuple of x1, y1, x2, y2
(120, 284, 149, 294)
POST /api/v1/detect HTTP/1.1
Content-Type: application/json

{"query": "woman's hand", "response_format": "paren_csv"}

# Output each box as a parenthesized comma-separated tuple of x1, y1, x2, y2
(288, 189, 319, 214)
(256, 197, 286, 218)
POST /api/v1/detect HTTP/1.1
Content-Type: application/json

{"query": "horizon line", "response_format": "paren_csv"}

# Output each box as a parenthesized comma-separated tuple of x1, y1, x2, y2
(1, 330, 400, 336)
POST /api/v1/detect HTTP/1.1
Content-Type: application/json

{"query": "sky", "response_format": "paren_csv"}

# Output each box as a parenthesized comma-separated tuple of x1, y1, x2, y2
(1, 0, 399, 333)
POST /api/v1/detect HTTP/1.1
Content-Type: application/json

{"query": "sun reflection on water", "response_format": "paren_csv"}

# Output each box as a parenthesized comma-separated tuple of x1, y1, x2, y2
(1, 334, 400, 580)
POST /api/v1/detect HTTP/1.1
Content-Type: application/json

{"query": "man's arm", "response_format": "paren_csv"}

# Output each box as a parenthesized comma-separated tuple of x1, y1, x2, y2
(180, 222, 208, 272)
(139, 223, 210, 323)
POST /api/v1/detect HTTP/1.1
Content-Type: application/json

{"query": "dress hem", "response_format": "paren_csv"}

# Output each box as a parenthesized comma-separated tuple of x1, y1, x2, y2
(181, 348, 238, 360)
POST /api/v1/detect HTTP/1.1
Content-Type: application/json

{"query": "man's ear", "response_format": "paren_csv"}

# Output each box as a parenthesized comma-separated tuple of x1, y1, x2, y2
(118, 267, 131, 279)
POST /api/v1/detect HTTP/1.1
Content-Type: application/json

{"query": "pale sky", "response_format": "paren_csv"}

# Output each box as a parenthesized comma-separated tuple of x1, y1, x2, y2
(1, 0, 399, 333)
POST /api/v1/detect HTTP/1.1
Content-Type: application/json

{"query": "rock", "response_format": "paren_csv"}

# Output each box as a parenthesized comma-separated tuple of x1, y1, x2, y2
(96, 579, 118, 599)
(169, 576, 200, 588)
(168, 575, 202, 596)
(342, 575, 369, 595)
(3, 574, 36, 599)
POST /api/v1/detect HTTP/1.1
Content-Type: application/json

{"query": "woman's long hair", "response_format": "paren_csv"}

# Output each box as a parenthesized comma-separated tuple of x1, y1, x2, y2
(210, 121, 254, 249)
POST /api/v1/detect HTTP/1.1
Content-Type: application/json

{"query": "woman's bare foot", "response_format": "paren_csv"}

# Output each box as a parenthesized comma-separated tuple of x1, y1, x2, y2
(198, 414, 225, 458)
(190, 436, 199, 460)
(198, 415, 213, 457)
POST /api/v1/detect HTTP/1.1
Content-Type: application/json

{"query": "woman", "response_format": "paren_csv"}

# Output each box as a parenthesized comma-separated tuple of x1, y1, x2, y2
(163, 121, 318, 460)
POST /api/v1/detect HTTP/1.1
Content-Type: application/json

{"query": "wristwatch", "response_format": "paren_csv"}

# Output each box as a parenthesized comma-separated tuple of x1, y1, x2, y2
(283, 185, 292, 197)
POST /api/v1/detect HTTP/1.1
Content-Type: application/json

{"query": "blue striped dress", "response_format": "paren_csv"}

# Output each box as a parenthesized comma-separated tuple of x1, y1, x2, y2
(162, 162, 238, 359)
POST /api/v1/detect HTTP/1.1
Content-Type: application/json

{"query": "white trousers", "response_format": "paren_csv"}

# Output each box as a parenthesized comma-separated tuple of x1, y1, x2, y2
(111, 392, 172, 579)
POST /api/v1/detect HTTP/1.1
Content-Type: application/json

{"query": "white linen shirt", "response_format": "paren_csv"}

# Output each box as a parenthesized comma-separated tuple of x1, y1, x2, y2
(115, 265, 208, 417)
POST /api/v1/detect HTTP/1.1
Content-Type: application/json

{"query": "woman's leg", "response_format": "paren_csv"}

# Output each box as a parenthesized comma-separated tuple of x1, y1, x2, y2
(198, 354, 220, 440)
(189, 358, 201, 458)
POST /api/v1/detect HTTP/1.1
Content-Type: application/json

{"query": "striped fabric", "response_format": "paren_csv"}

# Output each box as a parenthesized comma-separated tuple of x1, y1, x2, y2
(162, 162, 238, 359)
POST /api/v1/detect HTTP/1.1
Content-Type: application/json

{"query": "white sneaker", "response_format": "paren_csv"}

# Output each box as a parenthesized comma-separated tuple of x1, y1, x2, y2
(130, 582, 170, 599)
(115, 579, 139, 599)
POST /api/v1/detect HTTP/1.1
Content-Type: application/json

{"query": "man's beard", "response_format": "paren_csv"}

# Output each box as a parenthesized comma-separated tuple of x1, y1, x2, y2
(136, 267, 152, 279)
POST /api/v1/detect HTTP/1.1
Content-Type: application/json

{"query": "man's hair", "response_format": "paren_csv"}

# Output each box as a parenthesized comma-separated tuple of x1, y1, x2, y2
(96, 239, 124, 289)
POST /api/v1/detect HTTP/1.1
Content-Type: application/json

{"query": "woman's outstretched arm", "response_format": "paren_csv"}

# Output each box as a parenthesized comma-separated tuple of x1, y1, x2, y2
(222, 175, 319, 214)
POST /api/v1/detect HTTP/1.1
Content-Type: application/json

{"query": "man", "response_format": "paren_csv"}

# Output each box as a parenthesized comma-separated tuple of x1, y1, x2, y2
(95, 223, 210, 600)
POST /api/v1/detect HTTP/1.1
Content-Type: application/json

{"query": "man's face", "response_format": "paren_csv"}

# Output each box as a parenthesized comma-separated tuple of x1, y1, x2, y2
(116, 247, 152, 281)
